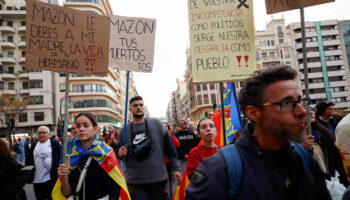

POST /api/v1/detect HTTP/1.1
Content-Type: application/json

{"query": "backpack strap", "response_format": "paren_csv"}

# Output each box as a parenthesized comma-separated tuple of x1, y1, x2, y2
(292, 142, 310, 169)
(221, 144, 242, 199)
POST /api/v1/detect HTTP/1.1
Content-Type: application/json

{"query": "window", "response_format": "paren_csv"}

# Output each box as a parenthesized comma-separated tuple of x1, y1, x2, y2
(269, 52, 275, 58)
(21, 36, 25, 42)
(8, 67, 14, 74)
(7, 36, 13, 42)
(30, 80, 43, 88)
(31, 96, 43, 104)
(8, 82, 14, 90)
(277, 26, 283, 33)
(21, 51, 25, 57)
(203, 94, 209, 104)
(8, 52, 14, 58)
(262, 53, 267, 58)
(267, 40, 271, 46)
(279, 39, 284, 44)
(59, 73, 66, 77)
(271, 40, 274, 46)
(211, 94, 217, 104)
(256, 53, 260, 61)
(0, 81, 4, 90)
(34, 112, 44, 121)
(0, 65, 3, 73)
(7, 21, 13, 27)
(210, 83, 215, 90)
(20, 21, 26, 26)
(19, 113, 27, 122)
(196, 85, 201, 92)
(22, 82, 28, 89)
(197, 95, 202, 105)
(202, 84, 207, 91)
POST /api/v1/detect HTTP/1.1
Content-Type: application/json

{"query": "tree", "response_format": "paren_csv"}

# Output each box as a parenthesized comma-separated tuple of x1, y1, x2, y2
(0, 94, 31, 149)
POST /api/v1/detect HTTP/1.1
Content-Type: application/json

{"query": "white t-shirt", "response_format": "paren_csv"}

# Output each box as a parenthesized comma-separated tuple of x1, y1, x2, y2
(33, 139, 52, 183)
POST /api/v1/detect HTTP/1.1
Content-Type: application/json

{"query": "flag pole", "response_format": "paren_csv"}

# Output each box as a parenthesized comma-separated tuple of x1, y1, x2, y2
(123, 71, 130, 146)
(219, 82, 227, 146)
(63, 73, 69, 164)
(300, 7, 312, 135)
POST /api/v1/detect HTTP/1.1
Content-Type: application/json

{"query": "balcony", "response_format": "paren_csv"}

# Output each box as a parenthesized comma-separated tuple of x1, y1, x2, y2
(332, 91, 349, 98)
(19, 71, 29, 79)
(18, 57, 25, 64)
(2, 89, 16, 95)
(261, 57, 281, 63)
(0, 57, 16, 64)
(18, 26, 26, 33)
(0, 71, 16, 80)
(323, 40, 340, 46)
(19, 88, 29, 94)
(18, 41, 25, 48)
(0, 7, 26, 16)
(295, 42, 318, 50)
(1, 40, 16, 49)
(321, 29, 339, 37)
(0, 26, 15, 34)
(330, 81, 347, 87)
(324, 50, 342, 56)
(327, 60, 344, 66)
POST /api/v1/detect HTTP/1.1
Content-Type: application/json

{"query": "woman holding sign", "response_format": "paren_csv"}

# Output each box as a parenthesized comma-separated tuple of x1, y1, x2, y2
(53, 112, 130, 200)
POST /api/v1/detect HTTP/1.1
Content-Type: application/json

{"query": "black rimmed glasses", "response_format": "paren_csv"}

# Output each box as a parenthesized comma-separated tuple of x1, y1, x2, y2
(261, 98, 311, 112)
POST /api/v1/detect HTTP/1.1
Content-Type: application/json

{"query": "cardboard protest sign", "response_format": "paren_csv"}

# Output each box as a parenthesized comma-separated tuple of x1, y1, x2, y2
(188, 0, 256, 83)
(265, 0, 335, 14)
(25, 0, 110, 75)
(109, 15, 156, 73)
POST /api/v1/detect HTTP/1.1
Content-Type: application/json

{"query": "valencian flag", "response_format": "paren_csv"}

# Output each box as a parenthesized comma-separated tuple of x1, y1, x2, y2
(172, 171, 191, 200)
(212, 82, 243, 146)
(52, 136, 130, 200)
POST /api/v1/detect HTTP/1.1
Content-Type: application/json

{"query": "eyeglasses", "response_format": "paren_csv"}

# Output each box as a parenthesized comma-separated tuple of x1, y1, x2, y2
(261, 98, 310, 112)
(38, 131, 48, 135)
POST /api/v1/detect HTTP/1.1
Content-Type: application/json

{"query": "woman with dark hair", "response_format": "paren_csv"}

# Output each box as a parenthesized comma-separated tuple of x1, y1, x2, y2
(0, 139, 28, 200)
(308, 111, 349, 188)
(53, 112, 130, 200)
(185, 118, 221, 180)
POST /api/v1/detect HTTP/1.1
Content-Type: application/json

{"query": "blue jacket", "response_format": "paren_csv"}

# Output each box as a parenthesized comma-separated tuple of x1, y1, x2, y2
(185, 123, 331, 200)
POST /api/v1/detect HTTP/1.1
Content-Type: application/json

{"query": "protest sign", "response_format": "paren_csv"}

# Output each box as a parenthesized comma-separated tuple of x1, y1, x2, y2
(188, 0, 256, 83)
(109, 15, 156, 73)
(265, 0, 335, 14)
(25, 0, 110, 75)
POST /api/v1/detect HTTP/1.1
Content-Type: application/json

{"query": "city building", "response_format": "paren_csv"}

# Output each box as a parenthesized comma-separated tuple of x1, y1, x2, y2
(255, 17, 296, 70)
(289, 19, 350, 108)
(338, 20, 350, 100)
(0, 0, 58, 138)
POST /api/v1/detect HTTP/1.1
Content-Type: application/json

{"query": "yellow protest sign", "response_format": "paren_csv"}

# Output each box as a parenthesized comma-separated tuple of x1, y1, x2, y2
(188, 0, 256, 83)
(25, 0, 110, 75)
(265, 0, 335, 14)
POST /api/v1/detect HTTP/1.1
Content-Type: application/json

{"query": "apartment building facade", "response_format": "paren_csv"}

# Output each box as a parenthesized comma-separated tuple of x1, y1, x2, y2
(0, 0, 58, 137)
(290, 20, 350, 108)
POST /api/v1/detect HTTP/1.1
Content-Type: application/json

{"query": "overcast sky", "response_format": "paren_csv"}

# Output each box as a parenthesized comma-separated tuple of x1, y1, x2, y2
(108, 0, 350, 118)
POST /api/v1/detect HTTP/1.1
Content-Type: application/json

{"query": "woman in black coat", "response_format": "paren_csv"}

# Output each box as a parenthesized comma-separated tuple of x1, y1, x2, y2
(0, 139, 28, 200)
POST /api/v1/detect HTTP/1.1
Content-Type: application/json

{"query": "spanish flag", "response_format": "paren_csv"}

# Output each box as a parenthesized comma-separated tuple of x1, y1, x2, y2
(172, 171, 190, 200)
(52, 136, 130, 200)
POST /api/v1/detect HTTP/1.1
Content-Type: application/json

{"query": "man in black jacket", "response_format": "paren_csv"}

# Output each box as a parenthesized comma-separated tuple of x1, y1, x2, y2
(25, 126, 62, 200)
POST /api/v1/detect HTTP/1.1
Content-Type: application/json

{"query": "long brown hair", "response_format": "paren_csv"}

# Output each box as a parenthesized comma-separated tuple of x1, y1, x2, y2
(0, 139, 11, 158)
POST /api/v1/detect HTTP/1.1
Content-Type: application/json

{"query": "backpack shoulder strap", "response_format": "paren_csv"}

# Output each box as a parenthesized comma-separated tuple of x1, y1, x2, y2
(221, 144, 242, 199)
(292, 142, 310, 168)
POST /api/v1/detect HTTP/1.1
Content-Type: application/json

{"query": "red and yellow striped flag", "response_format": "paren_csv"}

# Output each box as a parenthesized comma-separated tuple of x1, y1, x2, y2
(172, 172, 190, 200)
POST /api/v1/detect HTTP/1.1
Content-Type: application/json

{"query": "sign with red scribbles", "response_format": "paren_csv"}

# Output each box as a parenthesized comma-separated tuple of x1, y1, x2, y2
(109, 15, 156, 73)
(265, 0, 335, 14)
(25, 0, 110, 75)
(188, 0, 257, 83)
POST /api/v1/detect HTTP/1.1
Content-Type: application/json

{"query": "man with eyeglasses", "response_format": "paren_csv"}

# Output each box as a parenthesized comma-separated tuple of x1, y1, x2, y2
(185, 66, 331, 200)
(25, 126, 62, 200)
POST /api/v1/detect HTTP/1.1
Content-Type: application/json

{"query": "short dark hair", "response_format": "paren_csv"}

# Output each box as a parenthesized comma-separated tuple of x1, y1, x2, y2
(163, 122, 169, 130)
(316, 101, 334, 116)
(238, 66, 297, 115)
(75, 112, 98, 127)
(129, 96, 143, 105)
(0, 139, 11, 158)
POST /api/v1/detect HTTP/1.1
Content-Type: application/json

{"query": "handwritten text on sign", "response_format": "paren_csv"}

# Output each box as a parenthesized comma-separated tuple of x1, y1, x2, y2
(25, 0, 110, 75)
(265, 0, 335, 14)
(109, 16, 156, 73)
(188, 0, 256, 82)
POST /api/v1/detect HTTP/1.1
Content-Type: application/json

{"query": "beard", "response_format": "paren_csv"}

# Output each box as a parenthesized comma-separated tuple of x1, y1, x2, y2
(261, 117, 306, 144)
(133, 112, 144, 119)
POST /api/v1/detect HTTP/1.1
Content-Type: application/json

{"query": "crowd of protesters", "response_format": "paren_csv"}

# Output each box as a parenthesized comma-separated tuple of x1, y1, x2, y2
(2, 67, 350, 200)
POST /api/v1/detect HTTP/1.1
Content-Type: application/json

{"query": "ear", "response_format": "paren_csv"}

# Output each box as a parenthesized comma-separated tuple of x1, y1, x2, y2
(245, 105, 261, 122)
